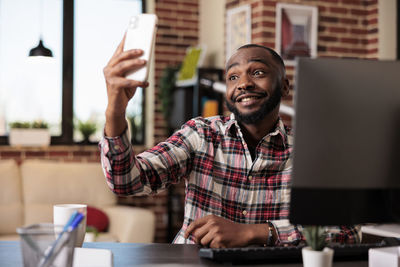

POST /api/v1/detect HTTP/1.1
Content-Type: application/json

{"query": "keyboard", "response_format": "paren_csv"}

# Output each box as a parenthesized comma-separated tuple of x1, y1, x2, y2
(199, 237, 400, 264)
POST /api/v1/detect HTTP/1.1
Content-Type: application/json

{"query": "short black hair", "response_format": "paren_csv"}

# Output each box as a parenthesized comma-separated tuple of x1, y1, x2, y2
(237, 44, 286, 72)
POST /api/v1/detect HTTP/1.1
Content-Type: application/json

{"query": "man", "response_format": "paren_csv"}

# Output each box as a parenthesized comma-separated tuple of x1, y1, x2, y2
(100, 39, 360, 248)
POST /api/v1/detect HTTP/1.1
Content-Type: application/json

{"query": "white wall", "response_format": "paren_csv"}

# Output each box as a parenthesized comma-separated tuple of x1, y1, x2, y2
(145, 0, 155, 147)
(199, 0, 226, 69)
(378, 0, 397, 60)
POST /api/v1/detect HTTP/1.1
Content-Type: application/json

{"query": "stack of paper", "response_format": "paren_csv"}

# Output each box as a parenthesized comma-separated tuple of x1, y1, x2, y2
(73, 248, 113, 267)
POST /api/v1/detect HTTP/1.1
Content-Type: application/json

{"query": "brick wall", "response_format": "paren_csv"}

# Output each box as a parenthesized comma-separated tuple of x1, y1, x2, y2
(153, 0, 200, 144)
(0, 146, 100, 164)
(225, 0, 379, 125)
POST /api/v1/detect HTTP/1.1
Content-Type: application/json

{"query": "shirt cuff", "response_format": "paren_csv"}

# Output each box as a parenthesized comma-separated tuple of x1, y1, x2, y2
(270, 219, 303, 246)
(100, 126, 131, 155)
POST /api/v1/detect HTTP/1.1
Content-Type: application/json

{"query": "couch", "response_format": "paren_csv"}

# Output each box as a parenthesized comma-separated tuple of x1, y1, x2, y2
(0, 159, 155, 243)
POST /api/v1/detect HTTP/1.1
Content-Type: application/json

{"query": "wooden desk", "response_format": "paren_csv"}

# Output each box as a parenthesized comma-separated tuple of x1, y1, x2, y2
(0, 241, 368, 266)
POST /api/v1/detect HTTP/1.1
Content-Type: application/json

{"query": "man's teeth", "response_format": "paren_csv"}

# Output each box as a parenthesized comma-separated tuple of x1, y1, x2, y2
(240, 96, 258, 102)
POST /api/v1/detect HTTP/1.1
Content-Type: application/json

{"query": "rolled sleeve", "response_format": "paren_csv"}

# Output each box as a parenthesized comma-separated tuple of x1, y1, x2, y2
(270, 220, 303, 246)
(101, 127, 131, 155)
(270, 220, 361, 246)
(99, 127, 133, 191)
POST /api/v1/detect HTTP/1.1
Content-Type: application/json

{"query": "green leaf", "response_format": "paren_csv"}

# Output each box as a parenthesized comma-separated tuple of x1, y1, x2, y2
(303, 225, 327, 251)
(31, 120, 48, 129)
(9, 121, 31, 129)
(159, 65, 180, 122)
(77, 119, 97, 139)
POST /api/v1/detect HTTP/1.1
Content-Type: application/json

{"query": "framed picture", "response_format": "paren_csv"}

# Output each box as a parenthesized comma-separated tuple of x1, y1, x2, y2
(226, 4, 251, 60)
(275, 3, 318, 65)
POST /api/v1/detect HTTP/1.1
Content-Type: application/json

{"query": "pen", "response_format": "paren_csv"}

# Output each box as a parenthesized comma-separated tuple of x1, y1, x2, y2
(38, 212, 85, 267)
(63, 211, 79, 231)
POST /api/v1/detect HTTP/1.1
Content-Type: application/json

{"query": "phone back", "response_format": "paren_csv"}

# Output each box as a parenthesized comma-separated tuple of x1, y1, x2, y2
(124, 14, 158, 82)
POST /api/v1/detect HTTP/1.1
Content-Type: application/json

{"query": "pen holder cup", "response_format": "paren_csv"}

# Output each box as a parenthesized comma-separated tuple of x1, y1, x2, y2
(17, 223, 77, 267)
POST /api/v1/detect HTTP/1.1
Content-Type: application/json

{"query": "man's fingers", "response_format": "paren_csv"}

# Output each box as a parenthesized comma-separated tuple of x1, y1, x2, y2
(117, 58, 146, 77)
(113, 33, 127, 58)
(106, 34, 126, 67)
(107, 77, 148, 92)
(184, 222, 197, 238)
(107, 49, 144, 71)
(105, 57, 146, 80)
(198, 232, 214, 247)
(209, 237, 226, 249)
(106, 32, 143, 68)
(190, 224, 210, 243)
(185, 217, 208, 238)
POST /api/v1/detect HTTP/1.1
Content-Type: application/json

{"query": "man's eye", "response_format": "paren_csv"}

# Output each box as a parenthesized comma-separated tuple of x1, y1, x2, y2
(254, 70, 265, 76)
(229, 75, 238, 81)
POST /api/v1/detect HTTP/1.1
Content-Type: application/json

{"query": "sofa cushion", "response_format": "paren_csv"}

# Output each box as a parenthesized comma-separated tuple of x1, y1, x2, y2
(87, 206, 109, 232)
(0, 160, 23, 234)
(21, 160, 117, 225)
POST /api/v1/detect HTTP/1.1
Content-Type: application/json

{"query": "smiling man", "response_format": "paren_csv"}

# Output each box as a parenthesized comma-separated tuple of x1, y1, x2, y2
(100, 42, 360, 248)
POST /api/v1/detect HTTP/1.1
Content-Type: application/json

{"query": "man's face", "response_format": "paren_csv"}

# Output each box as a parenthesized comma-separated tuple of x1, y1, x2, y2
(225, 47, 285, 124)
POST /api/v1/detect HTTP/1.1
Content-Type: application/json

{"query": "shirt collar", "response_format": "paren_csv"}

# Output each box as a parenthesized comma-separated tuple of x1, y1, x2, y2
(225, 113, 289, 147)
(225, 113, 238, 136)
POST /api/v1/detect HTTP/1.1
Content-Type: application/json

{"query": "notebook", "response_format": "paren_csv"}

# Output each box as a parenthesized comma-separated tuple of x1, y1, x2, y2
(73, 247, 113, 267)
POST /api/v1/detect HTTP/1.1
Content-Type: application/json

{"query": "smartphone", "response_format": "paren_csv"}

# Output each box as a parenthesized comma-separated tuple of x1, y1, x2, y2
(123, 13, 158, 82)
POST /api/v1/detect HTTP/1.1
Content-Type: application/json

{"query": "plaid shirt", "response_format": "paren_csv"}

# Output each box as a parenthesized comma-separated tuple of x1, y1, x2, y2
(99, 114, 360, 245)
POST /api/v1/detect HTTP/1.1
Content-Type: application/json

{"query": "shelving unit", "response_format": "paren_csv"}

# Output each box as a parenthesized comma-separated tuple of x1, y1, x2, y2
(168, 68, 225, 131)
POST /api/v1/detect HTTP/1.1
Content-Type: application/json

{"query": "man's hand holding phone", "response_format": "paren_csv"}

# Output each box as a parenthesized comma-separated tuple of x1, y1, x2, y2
(103, 14, 157, 137)
(103, 36, 149, 137)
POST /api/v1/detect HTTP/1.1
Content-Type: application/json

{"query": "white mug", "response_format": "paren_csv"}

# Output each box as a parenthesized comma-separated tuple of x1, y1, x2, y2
(53, 204, 87, 247)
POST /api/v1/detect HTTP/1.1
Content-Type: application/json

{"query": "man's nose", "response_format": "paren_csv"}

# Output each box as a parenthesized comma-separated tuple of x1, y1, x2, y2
(237, 75, 255, 91)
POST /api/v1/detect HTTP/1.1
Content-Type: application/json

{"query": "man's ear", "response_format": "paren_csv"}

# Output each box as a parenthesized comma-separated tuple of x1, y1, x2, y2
(281, 78, 290, 97)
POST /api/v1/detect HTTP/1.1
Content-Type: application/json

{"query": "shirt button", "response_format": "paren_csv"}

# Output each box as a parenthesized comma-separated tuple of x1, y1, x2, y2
(114, 145, 120, 150)
(242, 210, 247, 216)
(248, 175, 253, 181)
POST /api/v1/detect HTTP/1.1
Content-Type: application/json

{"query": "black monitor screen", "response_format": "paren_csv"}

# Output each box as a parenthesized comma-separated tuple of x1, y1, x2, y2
(290, 57, 400, 226)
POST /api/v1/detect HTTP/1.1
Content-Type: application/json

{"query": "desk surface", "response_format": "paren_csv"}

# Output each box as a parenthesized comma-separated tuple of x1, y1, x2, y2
(0, 241, 368, 267)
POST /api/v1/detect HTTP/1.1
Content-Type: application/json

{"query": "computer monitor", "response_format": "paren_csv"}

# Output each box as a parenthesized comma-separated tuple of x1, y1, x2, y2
(289, 57, 400, 226)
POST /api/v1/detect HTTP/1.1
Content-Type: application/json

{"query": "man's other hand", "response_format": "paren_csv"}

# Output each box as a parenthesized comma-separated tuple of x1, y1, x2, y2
(184, 215, 268, 248)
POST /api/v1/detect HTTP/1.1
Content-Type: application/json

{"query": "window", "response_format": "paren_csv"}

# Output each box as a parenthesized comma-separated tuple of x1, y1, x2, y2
(0, 0, 144, 145)
(74, 0, 143, 143)
(0, 0, 63, 137)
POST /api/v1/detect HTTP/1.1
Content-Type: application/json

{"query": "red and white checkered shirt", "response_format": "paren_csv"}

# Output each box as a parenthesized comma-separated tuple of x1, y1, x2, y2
(99, 114, 360, 245)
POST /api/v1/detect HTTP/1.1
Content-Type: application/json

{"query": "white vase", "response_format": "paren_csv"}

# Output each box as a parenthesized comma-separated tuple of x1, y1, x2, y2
(302, 246, 334, 267)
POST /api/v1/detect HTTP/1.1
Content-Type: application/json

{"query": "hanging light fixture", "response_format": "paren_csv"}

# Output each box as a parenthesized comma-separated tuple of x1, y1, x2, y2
(29, 0, 53, 57)
(29, 39, 53, 57)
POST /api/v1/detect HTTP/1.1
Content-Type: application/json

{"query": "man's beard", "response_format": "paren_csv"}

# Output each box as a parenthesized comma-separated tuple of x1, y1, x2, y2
(225, 86, 282, 124)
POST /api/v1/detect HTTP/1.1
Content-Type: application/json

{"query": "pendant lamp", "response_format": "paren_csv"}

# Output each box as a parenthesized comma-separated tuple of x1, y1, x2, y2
(29, 0, 53, 57)
(29, 39, 53, 57)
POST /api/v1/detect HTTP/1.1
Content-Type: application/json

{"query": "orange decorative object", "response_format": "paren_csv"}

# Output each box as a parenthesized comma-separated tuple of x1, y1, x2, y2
(202, 100, 219, 118)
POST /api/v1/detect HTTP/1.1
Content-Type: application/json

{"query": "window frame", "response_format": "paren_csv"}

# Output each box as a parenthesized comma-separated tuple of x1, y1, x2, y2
(0, 0, 146, 145)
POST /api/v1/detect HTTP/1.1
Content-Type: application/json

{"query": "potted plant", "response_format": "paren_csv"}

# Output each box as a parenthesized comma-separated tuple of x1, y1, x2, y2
(85, 226, 100, 242)
(76, 119, 97, 144)
(302, 225, 334, 267)
(9, 120, 50, 146)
